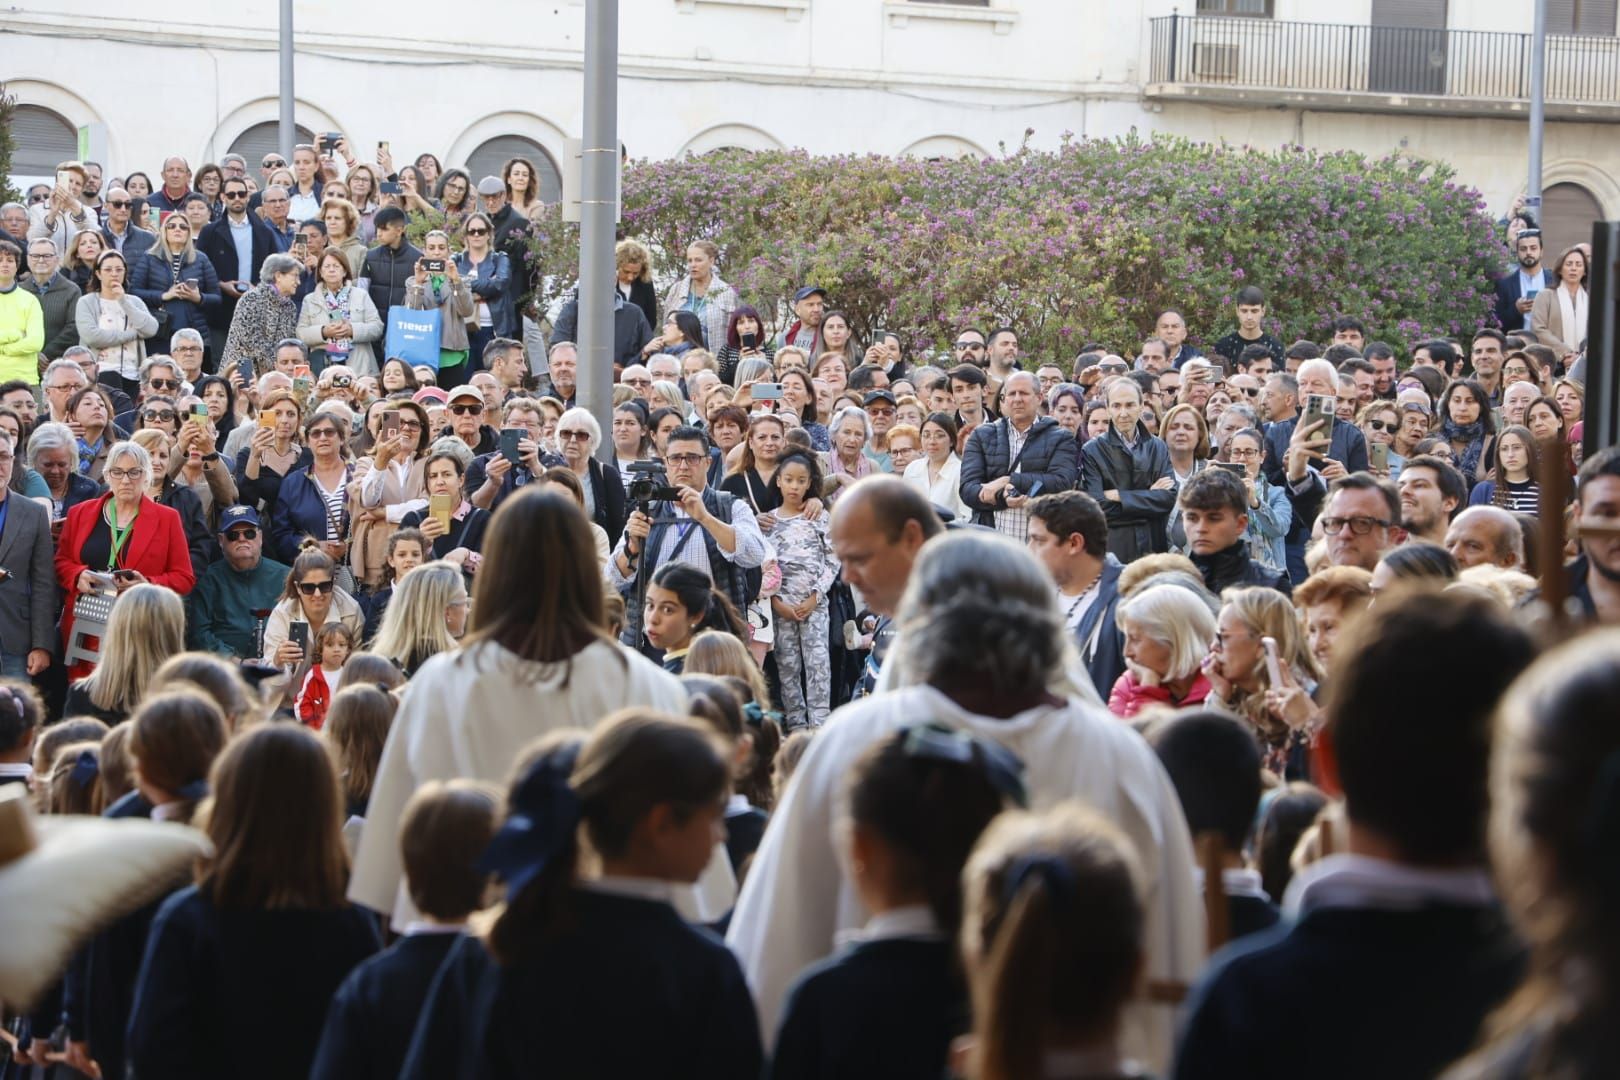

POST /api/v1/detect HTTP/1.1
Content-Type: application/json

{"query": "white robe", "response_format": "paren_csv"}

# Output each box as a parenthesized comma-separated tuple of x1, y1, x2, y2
(349, 638, 693, 928)
(725, 684, 1204, 1070)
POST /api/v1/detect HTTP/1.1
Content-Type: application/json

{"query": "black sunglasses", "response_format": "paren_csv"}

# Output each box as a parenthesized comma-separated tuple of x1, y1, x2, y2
(297, 579, 336, 595)
(107, 200, 132, 209)
(28, 194, 49, 204)
(148, 378, 179, 390)
(224, 190, 249, 199)
(449, 403, 482, 415)
(464, 228, 489, 236)
(224, 527, 258, 541)
(143, 409, 176, 422)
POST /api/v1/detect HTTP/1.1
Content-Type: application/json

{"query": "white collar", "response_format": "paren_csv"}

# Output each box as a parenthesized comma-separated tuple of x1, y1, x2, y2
(834, 903, 941, 948)
(582, 875, 674, 905)
(151, 800, 189, 822)
(1283, 853, 1494, 917)
(1039, 1048, 1144, 1078)
(0, 762, 32, 780)
(401, 920, 467, 937)
(725, 792, 753, 815)
(1192, 866, 1271, 903)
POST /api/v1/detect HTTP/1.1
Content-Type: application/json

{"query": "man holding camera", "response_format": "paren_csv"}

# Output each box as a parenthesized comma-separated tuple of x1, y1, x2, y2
(607, 425, 766, 651)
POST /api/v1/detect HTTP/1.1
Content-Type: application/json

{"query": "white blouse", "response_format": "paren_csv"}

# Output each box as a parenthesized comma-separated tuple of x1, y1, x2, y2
(902, 453, 971, 521)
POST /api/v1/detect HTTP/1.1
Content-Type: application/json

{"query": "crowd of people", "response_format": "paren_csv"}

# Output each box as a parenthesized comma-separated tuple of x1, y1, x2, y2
(0, 144, 1617, 1079)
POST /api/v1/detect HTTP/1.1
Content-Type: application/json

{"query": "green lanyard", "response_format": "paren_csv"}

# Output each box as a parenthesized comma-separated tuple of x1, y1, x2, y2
(104, 501, 138, 571)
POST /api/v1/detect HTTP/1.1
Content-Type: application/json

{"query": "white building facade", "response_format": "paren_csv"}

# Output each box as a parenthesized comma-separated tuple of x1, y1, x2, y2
(7, 0, 1618, 252)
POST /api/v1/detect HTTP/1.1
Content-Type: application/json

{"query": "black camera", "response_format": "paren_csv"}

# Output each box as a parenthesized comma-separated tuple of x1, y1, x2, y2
(626, 460, 681, 514)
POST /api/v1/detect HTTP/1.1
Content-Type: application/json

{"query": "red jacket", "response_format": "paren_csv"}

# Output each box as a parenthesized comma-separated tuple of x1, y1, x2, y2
(1107, 671, 1211, 719)
(55, 493, 196, 665)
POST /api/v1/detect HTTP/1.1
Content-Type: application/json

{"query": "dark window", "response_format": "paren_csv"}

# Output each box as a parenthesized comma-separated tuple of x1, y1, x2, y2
(466, 136, 562, 205)
(229, 121, 316, 165)
(13, 105, 78, 176)
(1196, 0, 1273, 16)
(1548, 0, 1618, 36)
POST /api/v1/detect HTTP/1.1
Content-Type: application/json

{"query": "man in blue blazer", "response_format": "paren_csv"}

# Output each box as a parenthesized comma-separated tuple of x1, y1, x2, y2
(1493, 229, 1554, 333)
(198, 175, 277, 342)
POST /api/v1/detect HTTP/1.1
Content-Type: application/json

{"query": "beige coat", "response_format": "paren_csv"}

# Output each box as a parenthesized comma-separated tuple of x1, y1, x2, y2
(1530, 283, 1589, 353)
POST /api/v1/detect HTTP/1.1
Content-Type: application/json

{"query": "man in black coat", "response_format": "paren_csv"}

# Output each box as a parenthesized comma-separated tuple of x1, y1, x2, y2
(1174, 591, 1536, 1080)
(1178, 468, 1291, 596)
(958, 371, 1078, 538)
(197, 176, 277, 341)
(1027, 490, 1126, 701)
(1493, 228, 1554, 333)
(1080, 376, 1176, 561)
(361, 207, 422, 321)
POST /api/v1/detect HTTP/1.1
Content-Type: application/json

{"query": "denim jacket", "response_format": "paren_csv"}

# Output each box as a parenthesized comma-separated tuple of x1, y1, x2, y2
(455, 250, 516, 337)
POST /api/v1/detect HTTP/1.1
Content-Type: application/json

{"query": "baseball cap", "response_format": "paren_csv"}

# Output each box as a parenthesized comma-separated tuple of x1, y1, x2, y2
(412, 387, 449, 406)
(476, 176, 505, 196)
(863, 390, 898, 408)
(793, 286, 827, 303)
(447, 385, 485, 406)
(217, 505, 260, 534)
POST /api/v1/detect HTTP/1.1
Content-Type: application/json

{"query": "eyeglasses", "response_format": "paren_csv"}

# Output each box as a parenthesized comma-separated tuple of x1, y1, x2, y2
(557, 430, 591, 441)
(397, 419, 422, 431)
(46, 383, 81, 393)
(173, 345, 203, 354)
(107, 200, 132, 208)
(262, 197, 288, 206)
(224, 527, 258, 541)
(262, 158, 286, 168)
(1320, 515, 1391, 536)
(1365, 419, 1395, 433)
(866, 407, 895, 418)
(1226, 447, 1261, 459)
(666, 453, 705, 465)
(27, 250, 56, 260)
(105, 468, 143, 481)
(449, 403, 481, 416)
(142, 409, 176, 422)
(954, 340, 984, 351)
(296, 579, 336, 595)
(464, 228, 489, 236)
(148, 378, 179, 390)
(307, 427, 341, 439)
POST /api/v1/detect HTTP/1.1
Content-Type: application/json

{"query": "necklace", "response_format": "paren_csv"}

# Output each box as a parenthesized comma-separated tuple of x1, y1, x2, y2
(1061, 566, 1103, 623)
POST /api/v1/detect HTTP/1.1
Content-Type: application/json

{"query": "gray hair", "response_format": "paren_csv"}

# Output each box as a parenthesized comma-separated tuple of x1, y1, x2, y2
(103, 439, 154, 488)
(169, 328, 204, 350)
(0, 202, 23, 216)
(27, 421, 75, 466)
(61, 345, 94, 365)
(260, 252, 302, 284)
(139, 355, 181, 384)
(429, 436, 474, 469)
(1296, 358, 1337, 388)
(557, 406, 602, 454)
(1115, 583, 1219, 684)
(42, 358, 89, 388)
(257, 370, 292, 396)
(548, 340, 577, 361)
(1220, 403, 1259, 429)
(892, 531, 1065, 697)
(733, 356, 774, 388)
(830, 404, 872, 442)
(274, 337, 309, 362)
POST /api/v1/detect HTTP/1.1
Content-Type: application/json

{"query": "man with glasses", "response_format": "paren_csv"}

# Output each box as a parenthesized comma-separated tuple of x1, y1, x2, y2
(1319, 473, 1401, 571)
(440, 385, 498, 455)
(259, 153, 288, 186)
(39, 357, 88, 423)
(168, 329, 207, 385)
(200, 175, 276, 334)
(862, 389, 899, 472)
(467, 397, 564, 513)
(185, 504, 291, 659)
(98, 187, 156, 259)
(0, 241, 44, 386)
(960, 371, 1078, 541)
(0, 430, 55, 677)
(0, 204, 28, 246)
(220, 154, 248, 183)
(474, 176, 533, 312)
(259, 185, 296, 253)
(20, 238, 80, 364)
(116, 357, 186, 430)
(618, 364, 655, 403)
(1227, 372, 1262, 408)
(609, 424, 767, 652)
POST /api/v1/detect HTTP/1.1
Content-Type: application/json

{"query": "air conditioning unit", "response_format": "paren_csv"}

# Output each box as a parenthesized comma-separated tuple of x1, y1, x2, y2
(1194, 43, 1240, 79)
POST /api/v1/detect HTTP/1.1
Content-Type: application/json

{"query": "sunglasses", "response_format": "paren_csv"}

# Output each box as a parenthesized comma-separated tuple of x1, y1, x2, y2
(148, 378, 179, 390)
(1237, 387, 1261, 397)
(954, 341, 984, 351)
(107, 200, 132, 209)
(449, 403, 482, 416)
(28, 194, 49, 204)
(224, 527, 258, 541)
(307, 427, 342, 439)
(224, 191, 248, 199)
(1365, 419, 1395, 433)
(557, 430, 591, 441)
(263, 158, 286, 168)
(143, 409, 177, 422)
(464, 228, 489, 236)
(296, 579, 336, 595)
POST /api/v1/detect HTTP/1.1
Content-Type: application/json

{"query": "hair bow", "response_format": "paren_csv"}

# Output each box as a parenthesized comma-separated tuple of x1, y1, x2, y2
(70, 749, 100, 790)
(1001, 853, 1077, 910)
(898, 721, 1029, 808)
(478, 745, 583, 900)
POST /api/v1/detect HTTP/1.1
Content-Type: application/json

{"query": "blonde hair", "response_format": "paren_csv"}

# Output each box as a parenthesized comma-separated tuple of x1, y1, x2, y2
(156, 211, 200, 264)
(1222, 585, 1322, 685)
(615, 239, 652, 283)
(321, 197, 359, 240)
(75, 584, 186, 714)
(371, 560, 464, 673)
(683, 629, 768, 706)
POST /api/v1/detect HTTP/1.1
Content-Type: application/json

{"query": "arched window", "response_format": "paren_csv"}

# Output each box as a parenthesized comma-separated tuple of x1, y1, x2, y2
(228, 122, 315, 168)
(466, 136, 561, 204)
(1542, 182, 1604, 261)
(12, 105, 79, 177)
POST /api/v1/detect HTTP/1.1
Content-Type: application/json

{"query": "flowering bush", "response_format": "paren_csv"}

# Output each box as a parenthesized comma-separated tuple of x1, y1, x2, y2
(520, 133, 1502, 362)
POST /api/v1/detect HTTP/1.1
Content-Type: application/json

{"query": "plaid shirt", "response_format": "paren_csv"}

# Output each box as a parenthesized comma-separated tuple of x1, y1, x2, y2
(993, 419, 1033, 541)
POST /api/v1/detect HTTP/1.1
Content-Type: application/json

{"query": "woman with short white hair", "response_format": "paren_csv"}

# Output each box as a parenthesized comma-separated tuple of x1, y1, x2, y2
(1107, 583, 1218, 718)
(822, 404, 873, 504)
(727, 530, 1204, 1067)
(555, 405, 627, 547)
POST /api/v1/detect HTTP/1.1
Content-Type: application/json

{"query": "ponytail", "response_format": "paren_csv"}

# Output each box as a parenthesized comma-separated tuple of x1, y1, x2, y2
(701, 588, 747, 641)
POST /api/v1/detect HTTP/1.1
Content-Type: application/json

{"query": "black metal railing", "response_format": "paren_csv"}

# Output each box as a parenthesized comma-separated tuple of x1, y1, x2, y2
(1148, 15, 1620, 104)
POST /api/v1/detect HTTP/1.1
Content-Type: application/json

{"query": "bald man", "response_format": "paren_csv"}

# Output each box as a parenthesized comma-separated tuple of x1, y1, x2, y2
(1445, 505, 1524, 570)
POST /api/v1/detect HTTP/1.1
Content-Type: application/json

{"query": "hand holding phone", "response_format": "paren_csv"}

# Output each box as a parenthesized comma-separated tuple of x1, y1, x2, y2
(500, 428, 523, 465)
(1261, 636, 1284, 687)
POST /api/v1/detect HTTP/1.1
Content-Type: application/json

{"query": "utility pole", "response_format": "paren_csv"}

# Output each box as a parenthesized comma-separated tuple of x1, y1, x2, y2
(1527, 0, 1547, 215)
(279, 0, 295, 161)
(578, 0, 619, 448)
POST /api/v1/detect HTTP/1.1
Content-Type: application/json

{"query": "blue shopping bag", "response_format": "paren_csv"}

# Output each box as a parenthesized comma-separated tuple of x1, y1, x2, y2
(385, 307, 443, 370)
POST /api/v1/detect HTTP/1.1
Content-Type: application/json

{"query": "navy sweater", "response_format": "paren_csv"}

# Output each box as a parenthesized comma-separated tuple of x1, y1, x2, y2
(401, 888, 761, 1079)
(310, 931, 463, 1080)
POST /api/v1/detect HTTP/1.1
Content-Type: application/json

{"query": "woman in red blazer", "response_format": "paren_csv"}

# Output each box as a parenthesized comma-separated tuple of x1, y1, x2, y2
(55, 440, 196, 676)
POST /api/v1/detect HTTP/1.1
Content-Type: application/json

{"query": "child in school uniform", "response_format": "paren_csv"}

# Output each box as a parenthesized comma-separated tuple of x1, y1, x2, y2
(400, 710, 764, 1079)
(298, 622, 356, 730)
(0, 679, 42, 790)
(310, 778, 500, 1080)
(683, 673, 769, 878)
(770, 721, 1026, 1080)
(957, 803, 1154, 1080)
(126, 723, 381, 1080)
(361, 527, 427, 643)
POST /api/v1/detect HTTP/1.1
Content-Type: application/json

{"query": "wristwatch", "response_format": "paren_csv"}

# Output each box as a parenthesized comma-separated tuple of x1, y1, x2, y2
(201, 451, 221, 463)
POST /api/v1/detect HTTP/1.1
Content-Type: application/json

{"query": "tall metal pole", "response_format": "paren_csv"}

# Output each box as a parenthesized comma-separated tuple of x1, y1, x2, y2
(579, 0, 619, 448)
(1527, 0, 1547, 213)
(278, 0, 295, 161)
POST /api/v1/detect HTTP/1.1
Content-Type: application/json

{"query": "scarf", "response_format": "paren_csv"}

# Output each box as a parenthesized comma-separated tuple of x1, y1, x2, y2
(1556, 285, 1588, 353)
(322, 285, 353, 354)
(1439, 417, 1487, 480)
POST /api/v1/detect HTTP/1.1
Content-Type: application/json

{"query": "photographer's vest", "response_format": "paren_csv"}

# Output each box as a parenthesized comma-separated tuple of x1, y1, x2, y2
(632, 487, 751, 638)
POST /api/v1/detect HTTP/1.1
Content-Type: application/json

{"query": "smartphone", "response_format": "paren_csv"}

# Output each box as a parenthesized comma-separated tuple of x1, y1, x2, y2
(423, 258, 446, 273)
(112, 569, 140, 582)
(56, 169, 72, 191)
(380, 181, 402, 195)
(500, 427, 523, 465)
(1214, 461, 1247, 476)
(258, 410, 277, 429)
(429, 493, 454, 530)
(740, 330, 757, 350)
(288, 621, 310, 653)
(293, 364, 312, 380)
(1369, 441, 1389, 472)
(323, 132, 343, 151)
(1300, 394, 1336, 443)
(237, 356, 255, 387)
(189, 402, 209, 426)
(752, 382, 783, 401)
(147, 207, 161, 230)
(294, 237, 309, 258)
(1261, 636, 1284, 687)
(381, 409, 401, 440)
(378, 140, 390, 156)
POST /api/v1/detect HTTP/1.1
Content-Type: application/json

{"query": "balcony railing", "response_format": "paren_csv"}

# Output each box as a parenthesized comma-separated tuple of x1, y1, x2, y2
(1148, 15, 1620, 105)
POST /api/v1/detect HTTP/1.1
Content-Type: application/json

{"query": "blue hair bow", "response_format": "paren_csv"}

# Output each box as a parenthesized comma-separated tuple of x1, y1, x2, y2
(177, 779, 209, 801)
(898, 722, 1029, 808)
(70, 750, 100, 790)
(1001, 853, 1076, 909)
(478, 745, 583, 900)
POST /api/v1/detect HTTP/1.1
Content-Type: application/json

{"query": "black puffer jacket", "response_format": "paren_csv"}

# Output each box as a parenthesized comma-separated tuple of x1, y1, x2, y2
(958, 416, 1080, 527)
(1190, 540, 1292, 597)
